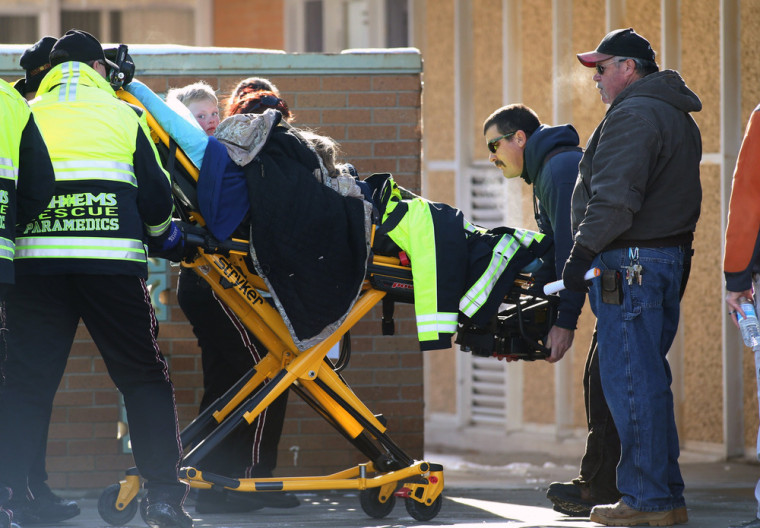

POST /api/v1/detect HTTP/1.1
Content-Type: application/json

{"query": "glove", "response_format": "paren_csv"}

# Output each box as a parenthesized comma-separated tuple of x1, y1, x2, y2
(148, 222, 185, 262)
(562, 243, 596, 292)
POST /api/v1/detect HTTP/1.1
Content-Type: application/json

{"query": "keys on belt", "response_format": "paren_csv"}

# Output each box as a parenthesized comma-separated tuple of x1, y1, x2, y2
(625, 248, 643, 286)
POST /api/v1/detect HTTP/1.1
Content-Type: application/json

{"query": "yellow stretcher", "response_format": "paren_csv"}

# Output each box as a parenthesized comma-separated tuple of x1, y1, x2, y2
(97, 88, 557, 526)
(94, 89, 446, 525)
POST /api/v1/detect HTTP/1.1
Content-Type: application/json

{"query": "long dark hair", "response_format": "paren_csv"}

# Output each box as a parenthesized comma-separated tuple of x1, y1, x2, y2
(226, 90, 294, 121)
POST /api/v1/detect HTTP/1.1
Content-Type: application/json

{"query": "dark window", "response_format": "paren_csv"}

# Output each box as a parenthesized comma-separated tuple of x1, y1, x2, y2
(305, 0, 323, 52)
(386, 0, 408, 47)
(0, 15, 37, 44)
(110, 11, 122, 43)
(61, 10, 101, 38)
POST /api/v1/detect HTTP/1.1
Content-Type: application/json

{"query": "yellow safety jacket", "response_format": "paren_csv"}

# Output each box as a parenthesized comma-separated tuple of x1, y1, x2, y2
(16, 62, 174, 278)
(373, 174, 551, 350)
(0, 80, 31, 278)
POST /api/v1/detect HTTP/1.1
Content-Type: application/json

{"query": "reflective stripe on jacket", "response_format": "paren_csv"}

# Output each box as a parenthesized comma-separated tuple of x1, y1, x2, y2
(0, 80, 31, 271)
(16, 62, 173, 277)
(380, 181, 549, 350)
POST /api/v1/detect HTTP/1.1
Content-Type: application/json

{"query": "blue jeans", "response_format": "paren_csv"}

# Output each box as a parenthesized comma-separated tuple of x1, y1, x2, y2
(589, 246, 685, 512)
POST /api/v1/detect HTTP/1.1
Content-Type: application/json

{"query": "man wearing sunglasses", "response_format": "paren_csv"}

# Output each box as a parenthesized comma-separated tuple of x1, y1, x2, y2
(562, 28, 701, 526)
(483, 104, 583, 366)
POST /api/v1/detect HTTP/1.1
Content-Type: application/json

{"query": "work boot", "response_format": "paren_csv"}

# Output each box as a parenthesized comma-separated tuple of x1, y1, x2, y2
(0, 508, 13, 528)
(590, 500, 677, 527)
(4, 499, 40, 526)
(0, 489, 19, 528)
(144, 489, 193, 528)
(27, 483, 80, 523)
(144, 501, 193, 528)
(674, 506, 688, 524)
(546, 480, 618, 517)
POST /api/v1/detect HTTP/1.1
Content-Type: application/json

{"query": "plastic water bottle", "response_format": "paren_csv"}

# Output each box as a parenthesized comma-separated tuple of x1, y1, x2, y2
(737, 297, 760, 348)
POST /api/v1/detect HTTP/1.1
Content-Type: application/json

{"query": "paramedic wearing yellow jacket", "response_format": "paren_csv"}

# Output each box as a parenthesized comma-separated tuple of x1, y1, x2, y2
(0, 80, 55, 298)
(0, 30, 192, 528)
(0, 78, 55, 528)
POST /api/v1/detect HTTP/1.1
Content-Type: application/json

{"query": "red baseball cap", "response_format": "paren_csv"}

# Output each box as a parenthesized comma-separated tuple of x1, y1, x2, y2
(577, 28, 656, 67)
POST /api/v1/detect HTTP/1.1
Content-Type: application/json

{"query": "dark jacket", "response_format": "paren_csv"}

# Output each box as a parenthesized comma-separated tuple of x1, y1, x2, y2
(370, 173, 553, 351)
(522, 124, 584, 330)
(571, 70, 702, 253)
(0, 93, 55, 286)
(245, 125, 370, 350)
(17, 63, 174, 278)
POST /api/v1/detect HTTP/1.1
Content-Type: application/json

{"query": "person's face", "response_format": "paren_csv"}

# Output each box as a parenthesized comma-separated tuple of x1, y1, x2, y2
(592, 57, 632, 104)
(187, 99, 220, 136)
(485, 124, 525, 179)
(92, 60, 108, 80)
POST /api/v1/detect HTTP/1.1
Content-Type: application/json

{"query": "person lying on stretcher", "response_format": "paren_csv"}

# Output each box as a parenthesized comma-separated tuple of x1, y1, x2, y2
(123, 79, 553, 354)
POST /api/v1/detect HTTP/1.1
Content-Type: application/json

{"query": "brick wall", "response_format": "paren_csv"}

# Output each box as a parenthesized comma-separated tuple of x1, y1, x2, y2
(0, 48, 423, 491)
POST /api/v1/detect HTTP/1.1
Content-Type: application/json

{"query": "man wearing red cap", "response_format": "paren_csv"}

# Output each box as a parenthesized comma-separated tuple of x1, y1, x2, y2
(561, 28, 702, 526)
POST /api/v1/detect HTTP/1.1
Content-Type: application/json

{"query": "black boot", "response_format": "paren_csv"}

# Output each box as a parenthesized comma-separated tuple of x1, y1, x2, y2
(546, 480, 619, 517)
(27, 483, 79, 523)
(144, 492, 193, 528)
(0, 508, 14, 528)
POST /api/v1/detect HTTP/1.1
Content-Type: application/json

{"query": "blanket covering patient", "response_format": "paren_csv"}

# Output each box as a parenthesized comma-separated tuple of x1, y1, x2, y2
(124, 80, 551, 352)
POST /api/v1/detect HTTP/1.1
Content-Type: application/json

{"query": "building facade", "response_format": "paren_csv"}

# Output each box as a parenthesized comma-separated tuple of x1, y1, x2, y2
(0, 0, 758, 488)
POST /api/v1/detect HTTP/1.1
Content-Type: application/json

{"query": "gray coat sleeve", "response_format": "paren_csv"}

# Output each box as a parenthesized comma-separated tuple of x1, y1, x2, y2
(574, 108, 661, 253)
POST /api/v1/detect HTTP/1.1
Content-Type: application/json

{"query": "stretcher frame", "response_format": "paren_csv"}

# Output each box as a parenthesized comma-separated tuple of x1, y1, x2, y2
(99, 89, 560, 525)
(97, 90, 447, 525)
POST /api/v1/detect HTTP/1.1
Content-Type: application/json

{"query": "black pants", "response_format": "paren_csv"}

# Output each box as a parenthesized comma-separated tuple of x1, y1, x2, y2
(0, 274, 185, 501)
(575, 329, 621, 502)
(177, 268, 288, 478)
(0, 299, 51, 498)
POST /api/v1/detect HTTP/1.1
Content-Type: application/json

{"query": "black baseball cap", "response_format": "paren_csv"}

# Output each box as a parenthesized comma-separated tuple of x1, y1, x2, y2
(49, 29, 119, 70)
(17, 36, 57, 94)
(577, 28, 656, 67)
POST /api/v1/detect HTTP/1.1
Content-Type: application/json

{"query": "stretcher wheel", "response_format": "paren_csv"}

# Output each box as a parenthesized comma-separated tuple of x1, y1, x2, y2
(98, 484, 138, 526)
(359, 487, 396, 518)
(405, 494, 442, 521)
(139, 496, 149, 524)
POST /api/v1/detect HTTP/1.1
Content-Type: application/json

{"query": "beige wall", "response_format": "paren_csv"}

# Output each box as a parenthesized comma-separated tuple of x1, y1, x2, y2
(422, 0, 760, 456)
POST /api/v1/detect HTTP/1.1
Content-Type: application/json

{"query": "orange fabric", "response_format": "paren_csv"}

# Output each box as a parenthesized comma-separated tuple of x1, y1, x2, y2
(724, 106, 760, 274)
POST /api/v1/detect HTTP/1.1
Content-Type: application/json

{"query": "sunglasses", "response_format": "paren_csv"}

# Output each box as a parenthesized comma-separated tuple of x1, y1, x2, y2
(249, 94, 282, 111)
(596, 58, 627, 75)
(487, 131, 516, 153)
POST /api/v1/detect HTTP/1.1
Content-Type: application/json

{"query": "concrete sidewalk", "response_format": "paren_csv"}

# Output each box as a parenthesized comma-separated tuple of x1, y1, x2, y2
(32, 448, 760, 528)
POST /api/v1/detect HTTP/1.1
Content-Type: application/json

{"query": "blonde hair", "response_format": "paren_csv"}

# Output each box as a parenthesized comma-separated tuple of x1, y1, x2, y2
(166, 81, 219, 107)
(298, 130, 342, 177)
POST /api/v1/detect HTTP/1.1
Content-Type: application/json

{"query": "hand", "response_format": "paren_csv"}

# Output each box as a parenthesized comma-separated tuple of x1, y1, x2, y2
(148, 222, 186, 262)
(726, 289, 754, 329)
(545, 325, 574, 363)
(562, 243, 596, 292)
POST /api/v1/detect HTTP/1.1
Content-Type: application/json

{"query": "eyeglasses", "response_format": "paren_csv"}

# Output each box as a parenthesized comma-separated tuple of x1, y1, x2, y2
(595, 58, 627, 75)
(248, 94, 282, 112)
(487, 131, 516, 153)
